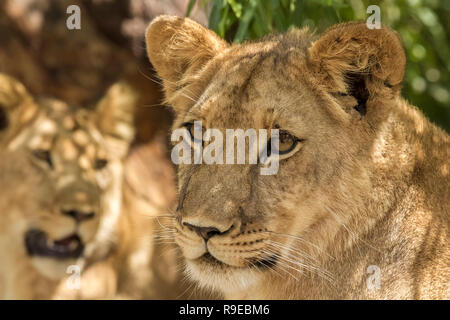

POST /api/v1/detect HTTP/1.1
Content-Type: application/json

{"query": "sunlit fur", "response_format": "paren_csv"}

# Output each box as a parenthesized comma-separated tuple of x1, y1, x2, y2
(0, 74, 135, 299)
(146, 16, 449, 299)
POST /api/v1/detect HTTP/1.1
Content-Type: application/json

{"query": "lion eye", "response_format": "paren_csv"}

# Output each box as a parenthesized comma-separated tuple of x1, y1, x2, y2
(267, 129, 302, 158)
(94, 159, 108, 170)
(32, 149, 53, 168)
(277, 130, 299, 154)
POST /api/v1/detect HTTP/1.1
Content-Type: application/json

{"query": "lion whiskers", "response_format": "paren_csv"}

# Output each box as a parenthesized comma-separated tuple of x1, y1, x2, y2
(259, 239, 335, 284)
(263, 230, 335, 260)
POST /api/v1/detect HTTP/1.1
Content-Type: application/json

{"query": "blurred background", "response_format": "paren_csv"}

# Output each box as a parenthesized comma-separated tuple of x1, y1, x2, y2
(0, 0, 207, 146)
(0, 0, 448, 135)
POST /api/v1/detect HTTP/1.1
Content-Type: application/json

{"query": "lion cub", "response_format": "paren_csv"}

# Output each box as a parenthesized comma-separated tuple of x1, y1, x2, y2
(146, 16, 449, 299)
(0, 74, 136, 299)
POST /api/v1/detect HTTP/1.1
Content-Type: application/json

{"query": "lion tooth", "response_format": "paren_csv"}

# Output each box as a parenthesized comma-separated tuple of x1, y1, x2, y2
(46, 239, 55, 248)
(69, 241, 78, 250)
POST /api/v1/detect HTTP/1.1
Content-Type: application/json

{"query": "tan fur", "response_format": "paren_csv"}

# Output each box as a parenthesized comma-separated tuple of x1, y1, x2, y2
(146, 16, 449, 299)
(0, 74, 135, 299)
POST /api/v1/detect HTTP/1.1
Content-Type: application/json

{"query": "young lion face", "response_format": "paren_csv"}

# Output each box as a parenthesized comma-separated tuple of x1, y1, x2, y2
(146, 17, 411, 294)
(0, 74, 135, 280)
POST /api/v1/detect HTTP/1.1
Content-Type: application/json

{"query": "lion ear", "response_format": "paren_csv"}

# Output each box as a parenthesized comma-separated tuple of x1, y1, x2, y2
(95, 81, 136, 158)
(307, 22, 406, 116)
(0, 73, 36, 143)
(145, 15, 228, 113)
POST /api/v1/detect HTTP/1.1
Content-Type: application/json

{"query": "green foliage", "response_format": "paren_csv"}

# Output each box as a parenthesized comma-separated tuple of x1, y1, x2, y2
(187, 0, 450, 131)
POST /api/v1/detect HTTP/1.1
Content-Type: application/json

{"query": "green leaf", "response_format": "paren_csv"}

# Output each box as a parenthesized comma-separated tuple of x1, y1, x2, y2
(233, 0, 258, 43)
(209, 0, 226, 31)
(186, 0, 196, 17)
(269, 0, 285, 31)
(289, 0, 304, 28)
(255, 1, 271, 34)
(228, 0, 243, 18)
(217, 4, 230, 38)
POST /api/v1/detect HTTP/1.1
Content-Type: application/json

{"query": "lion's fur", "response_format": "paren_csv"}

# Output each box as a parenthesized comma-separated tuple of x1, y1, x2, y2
(146, 16, 449, 299)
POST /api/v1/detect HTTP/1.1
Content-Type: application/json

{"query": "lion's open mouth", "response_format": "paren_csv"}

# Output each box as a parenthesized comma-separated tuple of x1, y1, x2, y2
(25, 229, 84, 259)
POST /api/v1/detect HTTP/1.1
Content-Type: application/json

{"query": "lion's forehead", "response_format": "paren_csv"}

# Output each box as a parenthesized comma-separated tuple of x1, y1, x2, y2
(28, 102, 107, 166)
(184, 40, 316, 131)
(189, 64, 313, 131)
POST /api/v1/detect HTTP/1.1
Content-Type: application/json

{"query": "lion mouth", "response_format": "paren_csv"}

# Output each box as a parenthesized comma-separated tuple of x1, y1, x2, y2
(199, 252, 225, 265)
(25, 229, 84, 259)
(197, 252, 278, 270)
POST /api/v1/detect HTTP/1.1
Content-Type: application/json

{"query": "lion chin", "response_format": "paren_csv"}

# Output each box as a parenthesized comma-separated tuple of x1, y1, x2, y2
(30, 257, 78, 281)
(185, 255, 262, 293)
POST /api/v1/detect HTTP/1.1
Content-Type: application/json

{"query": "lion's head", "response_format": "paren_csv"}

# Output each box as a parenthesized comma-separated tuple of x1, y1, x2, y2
(0, 74, 135, 280)
(146, 16, 410, 295)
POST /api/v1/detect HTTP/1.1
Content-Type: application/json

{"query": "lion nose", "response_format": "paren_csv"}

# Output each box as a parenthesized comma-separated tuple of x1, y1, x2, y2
(183, 223, 222, 241)
(62, 209, 95, 222)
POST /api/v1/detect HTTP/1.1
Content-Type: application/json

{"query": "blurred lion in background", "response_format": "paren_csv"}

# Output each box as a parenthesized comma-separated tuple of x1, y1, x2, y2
(0, 73, 198, 299)
(0, 73, 135, 298)
(0, 0, 212, 300)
